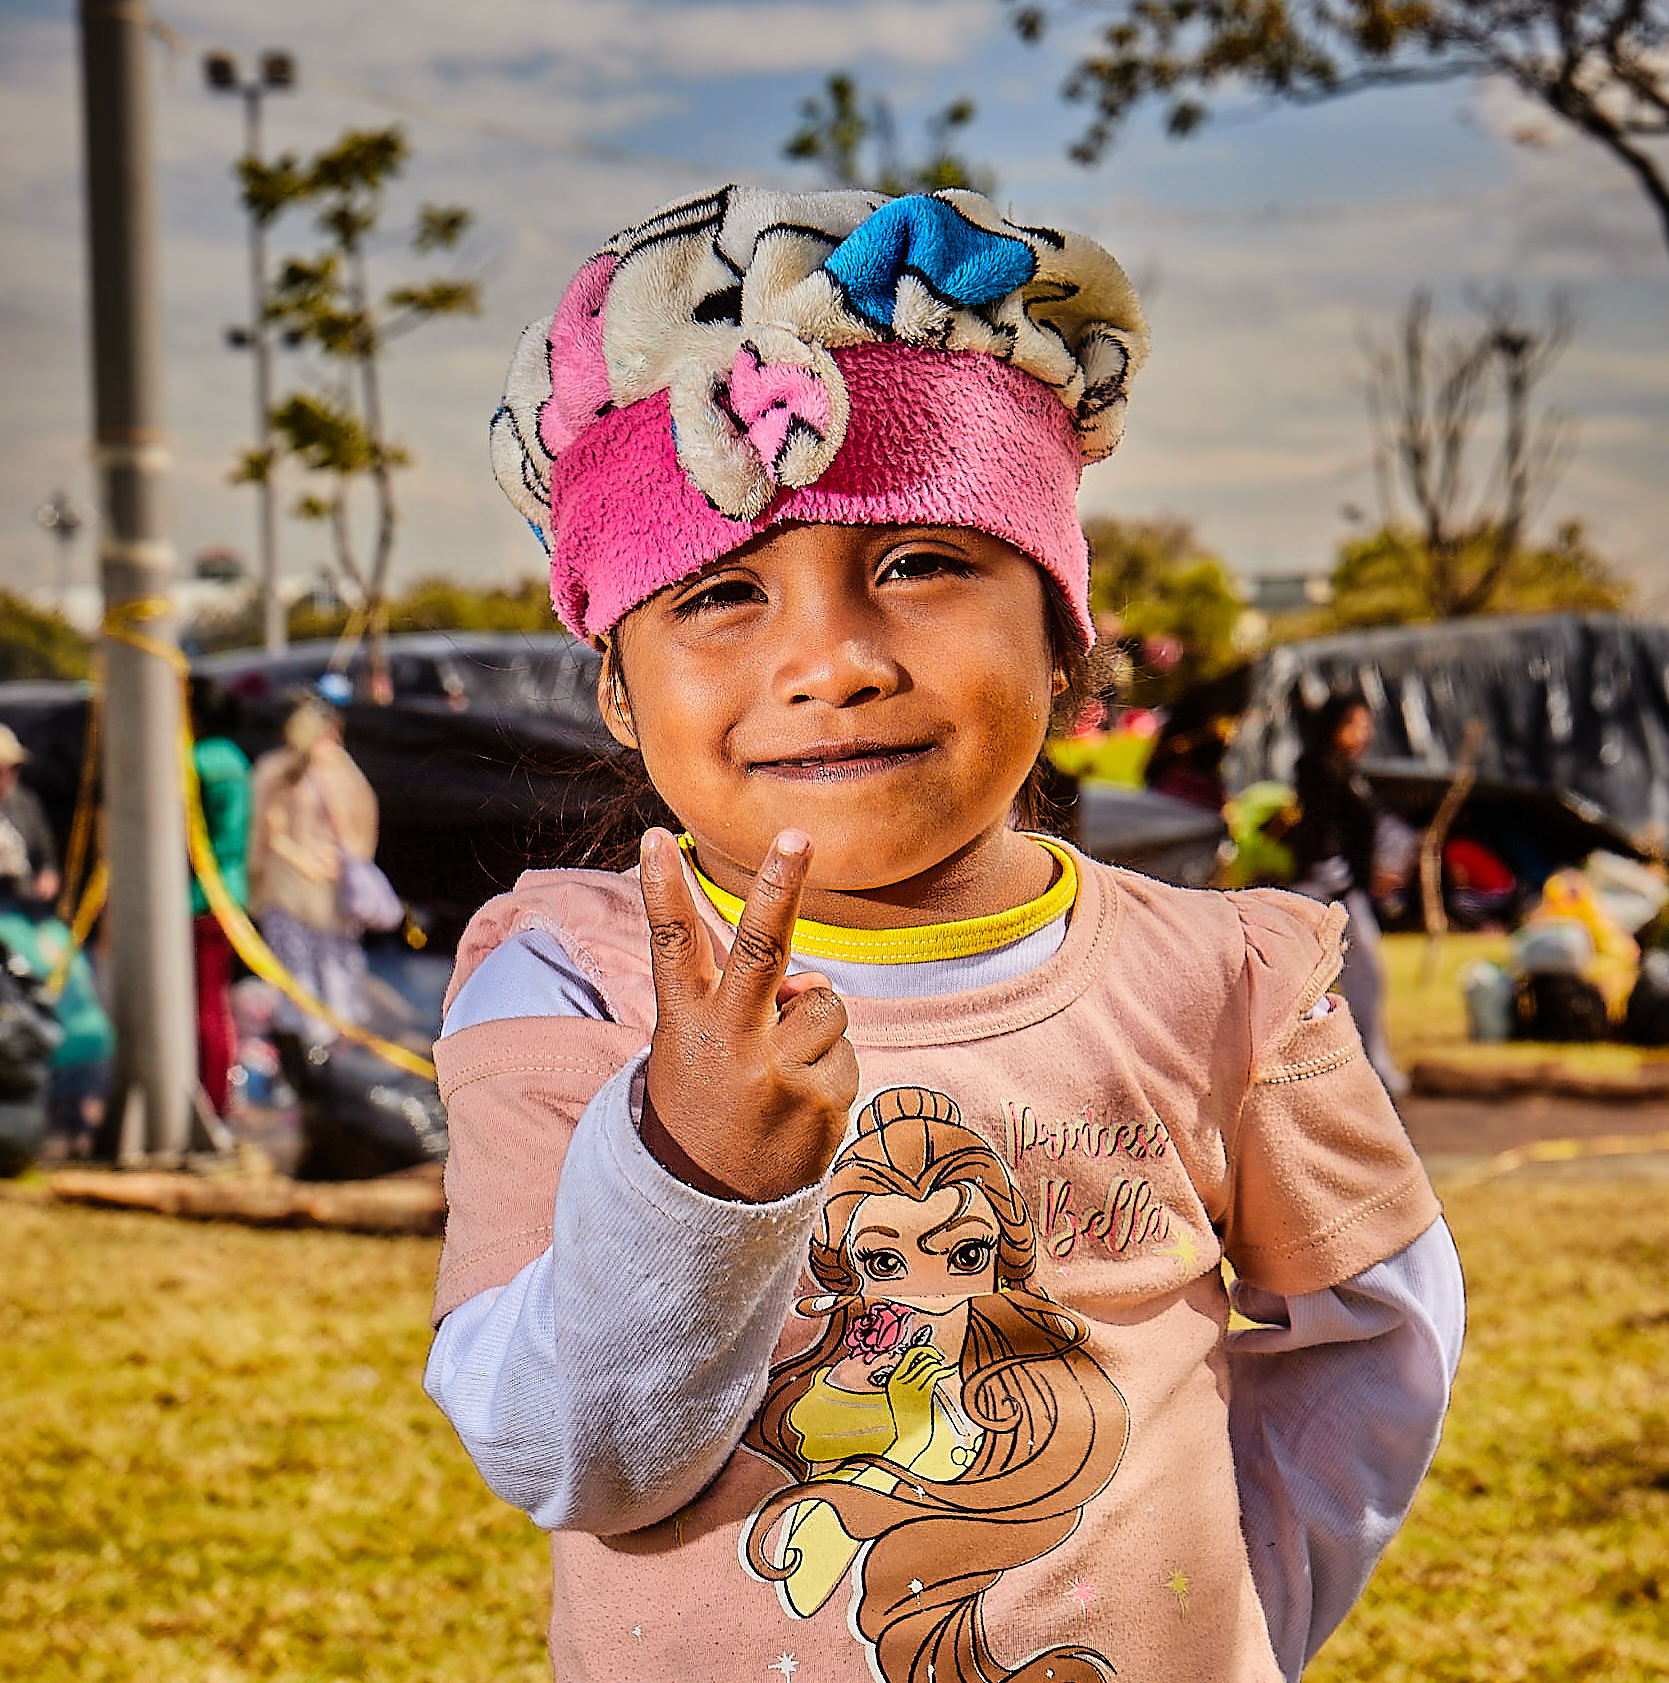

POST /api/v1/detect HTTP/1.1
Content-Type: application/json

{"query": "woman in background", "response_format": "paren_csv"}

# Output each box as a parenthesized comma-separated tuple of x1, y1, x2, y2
(248, 684, 378, 1050)
(1288, 691, 1409, 1098)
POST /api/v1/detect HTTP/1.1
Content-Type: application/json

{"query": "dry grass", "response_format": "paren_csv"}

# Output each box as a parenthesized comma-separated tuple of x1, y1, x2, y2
(1308, 1172, 1669, 1682)
(0, 1185, 549, 1683)
(3, 1170, 1667, 1681)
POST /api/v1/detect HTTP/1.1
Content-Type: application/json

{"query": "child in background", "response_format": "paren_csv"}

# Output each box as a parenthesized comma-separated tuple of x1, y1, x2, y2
(425, 187, 1464, 1683)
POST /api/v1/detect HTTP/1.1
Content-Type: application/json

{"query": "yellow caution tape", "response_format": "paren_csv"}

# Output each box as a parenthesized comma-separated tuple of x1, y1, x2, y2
(1442, 1128, 1669, 1190)
(88, 597, 437, 1082)
(55, 674, 102, 925)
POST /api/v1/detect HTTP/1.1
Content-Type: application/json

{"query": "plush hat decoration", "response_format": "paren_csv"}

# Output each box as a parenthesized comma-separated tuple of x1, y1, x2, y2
(491, 184, 1148, 647)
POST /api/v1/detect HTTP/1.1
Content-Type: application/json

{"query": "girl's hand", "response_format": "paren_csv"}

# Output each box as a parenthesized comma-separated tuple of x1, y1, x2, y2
(637, 827, 859, 1203)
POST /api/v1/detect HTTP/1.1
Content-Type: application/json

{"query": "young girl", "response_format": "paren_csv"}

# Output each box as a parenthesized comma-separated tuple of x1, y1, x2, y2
(425, 185, 1464, 1683)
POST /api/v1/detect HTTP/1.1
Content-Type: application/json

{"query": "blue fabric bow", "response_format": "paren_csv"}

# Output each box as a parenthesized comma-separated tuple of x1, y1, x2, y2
(822, 195, 1037, 330)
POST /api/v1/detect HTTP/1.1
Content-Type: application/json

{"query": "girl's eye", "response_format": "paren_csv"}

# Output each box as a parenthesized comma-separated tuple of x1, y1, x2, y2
(878, 549, 975, 584)
(856, 1248, 907, 1280)
(670, 576, 765, 618)
(948, 1239, 994, 1275)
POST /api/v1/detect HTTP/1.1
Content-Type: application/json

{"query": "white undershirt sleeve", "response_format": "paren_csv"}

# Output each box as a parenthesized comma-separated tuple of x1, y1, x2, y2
(424, 1050, 826, 1534)
(1227, 1217, 1466, 1681)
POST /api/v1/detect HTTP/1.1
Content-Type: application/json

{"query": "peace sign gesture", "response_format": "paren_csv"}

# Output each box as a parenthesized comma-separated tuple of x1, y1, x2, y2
(637, 827, 859, 1203)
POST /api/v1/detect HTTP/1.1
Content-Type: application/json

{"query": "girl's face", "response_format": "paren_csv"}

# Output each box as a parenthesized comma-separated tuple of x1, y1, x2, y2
(845, 1185, 1002, 1308)
(603, 522, 1057, 924)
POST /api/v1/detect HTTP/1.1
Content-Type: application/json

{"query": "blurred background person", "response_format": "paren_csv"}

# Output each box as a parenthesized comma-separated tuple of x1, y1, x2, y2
(0, 724, 61, 909)
(1288, 689, 1411, 1098)
(0, 877, 111, 1164)
(248, 681, 378, 1058)
(187, 679, 252, 1117)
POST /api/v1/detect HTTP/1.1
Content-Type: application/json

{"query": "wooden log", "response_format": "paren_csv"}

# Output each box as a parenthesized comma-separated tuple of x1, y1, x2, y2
(48, 1165, 444, 1235)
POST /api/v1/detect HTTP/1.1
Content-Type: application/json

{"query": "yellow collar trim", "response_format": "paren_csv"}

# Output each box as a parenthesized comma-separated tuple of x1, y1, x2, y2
(680, 835, 1078, 964)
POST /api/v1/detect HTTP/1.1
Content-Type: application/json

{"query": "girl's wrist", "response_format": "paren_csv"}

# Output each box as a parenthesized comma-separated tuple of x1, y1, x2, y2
(638, 1088, 753, 1203)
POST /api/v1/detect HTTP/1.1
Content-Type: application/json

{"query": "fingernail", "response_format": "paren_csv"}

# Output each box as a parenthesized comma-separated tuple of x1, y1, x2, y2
(642, 828, 669, 868)
(776, 829, 809, 857)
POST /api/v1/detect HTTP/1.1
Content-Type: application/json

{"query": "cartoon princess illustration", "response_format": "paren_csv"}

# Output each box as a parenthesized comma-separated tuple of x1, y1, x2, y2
(741, 1086, 1129, 1683)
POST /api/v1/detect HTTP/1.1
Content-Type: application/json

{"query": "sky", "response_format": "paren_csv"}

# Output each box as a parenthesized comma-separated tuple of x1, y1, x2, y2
(2, 0, 1665, 617)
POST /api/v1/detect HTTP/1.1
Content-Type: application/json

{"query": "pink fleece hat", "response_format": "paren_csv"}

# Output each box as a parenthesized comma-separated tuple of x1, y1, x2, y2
(490, 186, 1148, 650)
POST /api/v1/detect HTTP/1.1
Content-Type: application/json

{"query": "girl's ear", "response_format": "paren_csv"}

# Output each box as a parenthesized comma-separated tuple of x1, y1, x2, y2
(594, 638, 639, 749)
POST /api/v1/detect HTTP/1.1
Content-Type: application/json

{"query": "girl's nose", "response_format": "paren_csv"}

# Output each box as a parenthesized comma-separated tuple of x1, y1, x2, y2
(773, 601, 902, 708)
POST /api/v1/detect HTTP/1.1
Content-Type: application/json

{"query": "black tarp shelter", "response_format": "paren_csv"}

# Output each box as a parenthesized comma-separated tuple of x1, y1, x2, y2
(1223, 614, 1669, 867)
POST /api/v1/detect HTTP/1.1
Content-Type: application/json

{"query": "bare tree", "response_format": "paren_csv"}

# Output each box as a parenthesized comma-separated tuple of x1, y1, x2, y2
(1362, 288, 1574, 615)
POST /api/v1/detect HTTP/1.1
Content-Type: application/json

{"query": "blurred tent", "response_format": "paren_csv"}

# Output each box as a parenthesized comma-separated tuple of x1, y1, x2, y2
(0, 636, 661, 952)
(1222, 614, 1669, 866)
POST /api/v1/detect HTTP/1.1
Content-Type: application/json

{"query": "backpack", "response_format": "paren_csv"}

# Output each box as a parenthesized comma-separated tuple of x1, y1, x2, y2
(1625, 951, 1669, 1047)
(0, 950, 58, 1099)
(1515, 972, 1609, 1044)
(0, 946, 60, 1176)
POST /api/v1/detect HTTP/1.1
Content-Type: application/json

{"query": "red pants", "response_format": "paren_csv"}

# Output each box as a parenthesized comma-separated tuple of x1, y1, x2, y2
(193, 913, 237, 1115)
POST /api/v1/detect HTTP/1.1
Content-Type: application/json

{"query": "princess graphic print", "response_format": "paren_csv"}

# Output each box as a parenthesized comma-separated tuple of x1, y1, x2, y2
(740, 1085, 1129, 1683)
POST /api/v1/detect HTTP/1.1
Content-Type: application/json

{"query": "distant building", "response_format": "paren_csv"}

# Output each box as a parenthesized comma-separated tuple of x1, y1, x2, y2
(194, 546, 247, 583)
(1245, 573, 1334, 615)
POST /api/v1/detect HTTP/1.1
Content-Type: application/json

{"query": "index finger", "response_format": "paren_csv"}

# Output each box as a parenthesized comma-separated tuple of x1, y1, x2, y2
(716, 829, 812, 1020)
(638, 826, 719, 1014)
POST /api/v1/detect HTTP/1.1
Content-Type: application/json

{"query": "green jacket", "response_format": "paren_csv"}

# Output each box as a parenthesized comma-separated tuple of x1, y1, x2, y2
(191, 736, 252, 917)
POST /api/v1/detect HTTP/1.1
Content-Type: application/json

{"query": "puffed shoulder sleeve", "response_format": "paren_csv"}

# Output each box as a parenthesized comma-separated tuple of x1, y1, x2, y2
(1219, 889, 1441, 1297)
(431, 1015, 648, 1322)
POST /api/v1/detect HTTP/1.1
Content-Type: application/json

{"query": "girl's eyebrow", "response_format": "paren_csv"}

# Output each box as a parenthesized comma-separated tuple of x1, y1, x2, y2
(852, 1223, 902, 1242)
(670, 557, 746, 592)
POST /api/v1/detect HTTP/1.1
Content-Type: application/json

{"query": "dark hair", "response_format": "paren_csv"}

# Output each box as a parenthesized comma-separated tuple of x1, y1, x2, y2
(186, 676, 242, 741)
(1300, 688, 1372, 758)
(1012, 580, 1112, 834)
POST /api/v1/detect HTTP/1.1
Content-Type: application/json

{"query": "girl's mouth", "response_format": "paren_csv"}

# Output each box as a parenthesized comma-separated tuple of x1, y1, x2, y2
(751, 743, 930, 783)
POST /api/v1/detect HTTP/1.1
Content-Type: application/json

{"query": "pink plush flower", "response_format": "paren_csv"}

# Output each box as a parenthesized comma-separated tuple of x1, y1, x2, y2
(725, 341, 835, 480)
(845, 1301, 912, 1362)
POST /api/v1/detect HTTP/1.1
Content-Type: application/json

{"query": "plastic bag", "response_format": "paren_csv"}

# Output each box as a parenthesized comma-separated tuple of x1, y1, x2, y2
(338, 856, 404, 932)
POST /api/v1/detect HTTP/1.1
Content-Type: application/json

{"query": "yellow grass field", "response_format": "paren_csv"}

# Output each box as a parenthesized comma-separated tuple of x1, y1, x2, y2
(3, 1169, 1667, 1681)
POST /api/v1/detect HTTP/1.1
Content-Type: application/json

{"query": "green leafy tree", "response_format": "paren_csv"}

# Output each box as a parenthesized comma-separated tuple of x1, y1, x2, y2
(0, 593, 91, 682)
(286, 575, 555, 643)
(1007, 0, 1669, 259)
(785, 71, 996, 194)
(1321, 519, 1628, 628)
(237, 127, 481, 696)
(1085, 516, 1248, 706)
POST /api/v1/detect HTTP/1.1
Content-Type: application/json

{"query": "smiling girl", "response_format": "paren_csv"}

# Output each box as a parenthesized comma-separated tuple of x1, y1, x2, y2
(424, 186, 1464, 1683)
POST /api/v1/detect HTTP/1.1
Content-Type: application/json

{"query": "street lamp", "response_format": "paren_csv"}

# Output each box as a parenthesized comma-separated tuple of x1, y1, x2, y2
(203, 46, 295, 656)
(34, 490, 86, 606)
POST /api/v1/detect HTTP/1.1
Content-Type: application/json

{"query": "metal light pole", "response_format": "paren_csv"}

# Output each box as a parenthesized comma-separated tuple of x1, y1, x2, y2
(77, 0, 197, 1162)
(204, 47, 295, 657)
